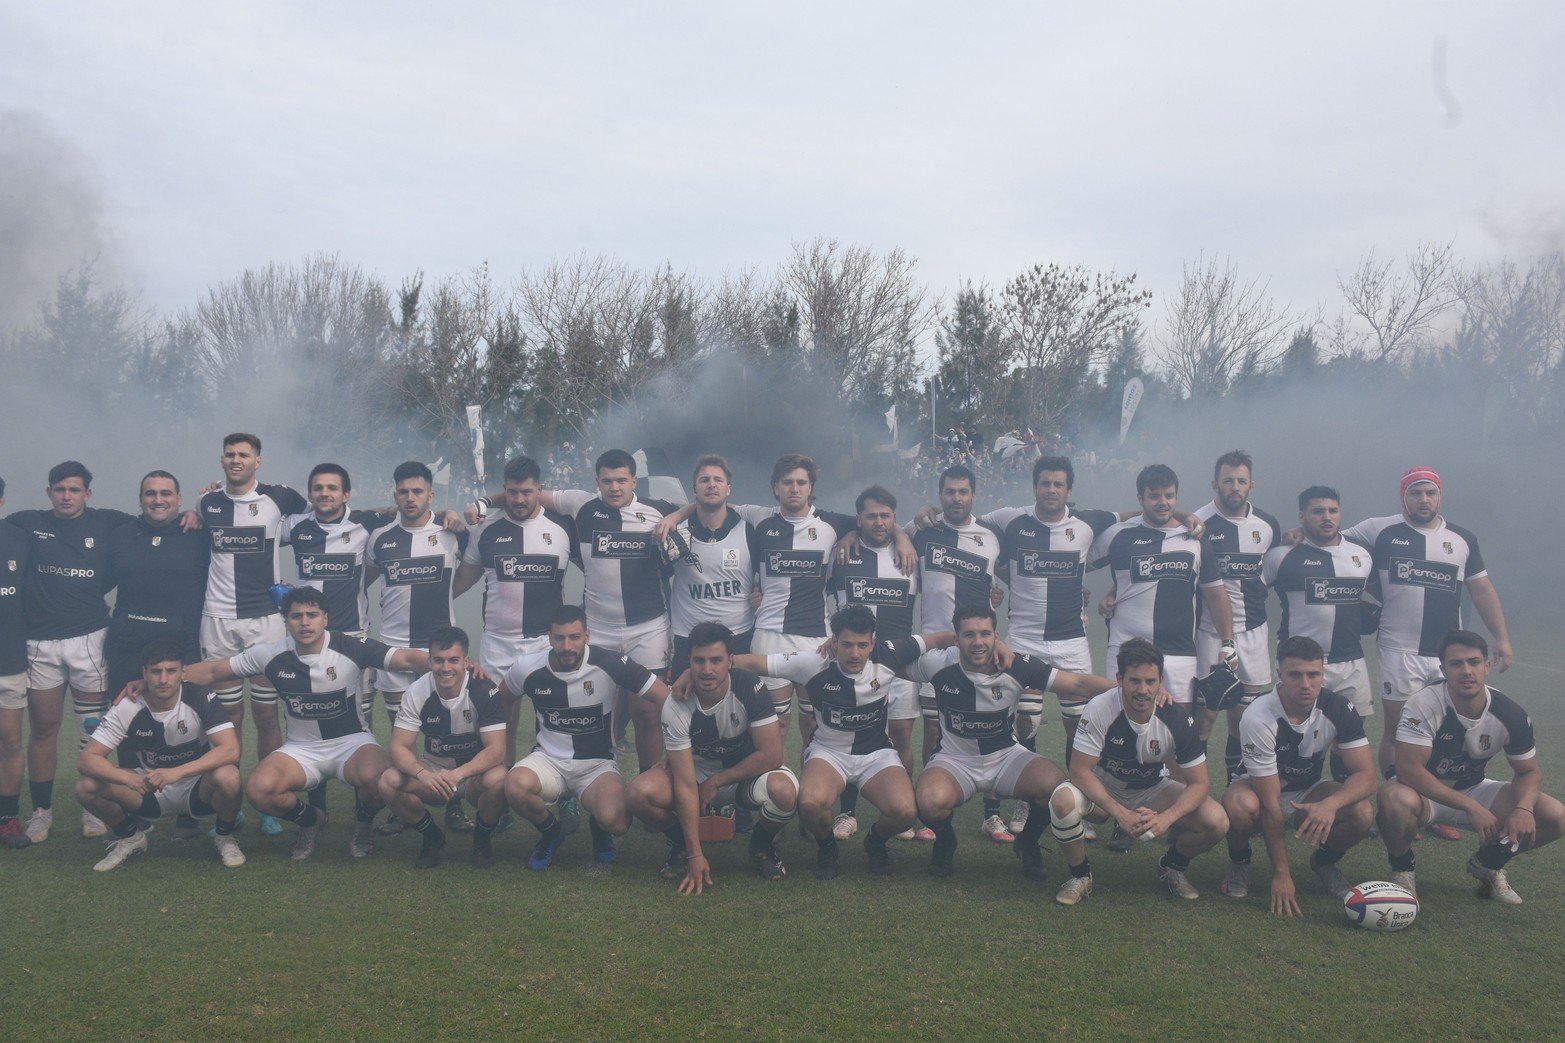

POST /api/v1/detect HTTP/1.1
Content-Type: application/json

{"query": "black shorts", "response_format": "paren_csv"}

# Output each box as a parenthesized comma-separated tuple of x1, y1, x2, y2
(670, 629, 754, 681)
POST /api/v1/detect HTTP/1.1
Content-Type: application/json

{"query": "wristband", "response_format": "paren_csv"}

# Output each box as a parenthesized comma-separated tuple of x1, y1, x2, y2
(1516, 807, 1535, 816)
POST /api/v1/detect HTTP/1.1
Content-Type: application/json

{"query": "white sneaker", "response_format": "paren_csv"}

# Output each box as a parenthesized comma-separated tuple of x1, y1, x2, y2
(291, 810, 328, 861)
(1055, 874, 1094, 906)
(213, 833, 246, 868)
(82, 811, 107, 838)
(1221, 861, 1251, 899)
(832, 813, 858, 841)
(1390, 869, 1417, 898)
(23, 807, 52, 843)
(1311, 854, 1351, 900)
(94, 830, 149, 872)
(1467, 855, 1522, 904)
(982, 814, 1015, 844)
(1159, 863, 1200, 899)
(350, 819, 376, 858)
(1008, 802, 1030, 834)
(894, 827, 917, 841)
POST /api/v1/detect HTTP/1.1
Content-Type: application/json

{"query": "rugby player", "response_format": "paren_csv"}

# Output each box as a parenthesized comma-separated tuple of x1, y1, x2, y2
(1049, 639, 1226, 904)
(0, 477, 31, 847)
(662, 455, 757, 683)
(1220, 636, 1377, 916)
(75, 639, 243, 870)
(1377, 630, 1563, 903)
(628, 622, 795, 891)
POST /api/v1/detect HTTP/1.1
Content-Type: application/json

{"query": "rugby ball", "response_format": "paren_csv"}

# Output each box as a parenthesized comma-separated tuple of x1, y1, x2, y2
(1342, 881, 1418, 931)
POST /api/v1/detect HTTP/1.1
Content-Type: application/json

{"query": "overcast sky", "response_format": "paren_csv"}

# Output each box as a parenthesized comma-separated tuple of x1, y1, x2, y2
(4, 2, 1564, 329)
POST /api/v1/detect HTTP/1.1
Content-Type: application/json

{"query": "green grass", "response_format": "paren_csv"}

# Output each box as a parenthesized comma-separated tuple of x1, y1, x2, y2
(7, 650, 1564, 1041)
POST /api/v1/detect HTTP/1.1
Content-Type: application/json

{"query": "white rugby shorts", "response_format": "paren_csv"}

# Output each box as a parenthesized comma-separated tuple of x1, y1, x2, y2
(803, 745, 905, 788)
(927, 744, 1044, 802)
(514, 750, 620, 803)
(0, 671, 27, 710)
(274, 731, 382, 789)
(589, 616, 670, 672)
(1197, 625, 1272, 693)
(27, 627, 108, 693)
(201, 615, 284, 693)
(1377, 647, 1442, 703)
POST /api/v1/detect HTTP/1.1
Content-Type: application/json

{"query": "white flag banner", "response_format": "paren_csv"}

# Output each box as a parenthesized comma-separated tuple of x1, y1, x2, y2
(884, 403, 898, 444)
(466, 405, 486, 481)
(1119, 378, 1144, 445)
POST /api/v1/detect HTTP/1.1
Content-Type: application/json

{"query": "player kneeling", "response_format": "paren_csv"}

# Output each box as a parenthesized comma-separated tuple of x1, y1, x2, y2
(1220, 636, 1377, 916)
(379, 627, 509, 869)
(629, 622, 797, 892)
(904, 605, 1113, 880)
(1377, 630, 1563, 904)
(1049, 639, 1227, 904)
(77, 639, 244, 871)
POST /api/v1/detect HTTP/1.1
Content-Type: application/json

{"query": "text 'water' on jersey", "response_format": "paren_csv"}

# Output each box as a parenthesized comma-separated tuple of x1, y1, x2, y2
(200, 484, 307, 619)
(1345, 515, 1486, 658)
(1262, 537, 1373, 663)
(1238, 688, 1368, 792)
(368, 519, 467, 647)
(765, 635, 924, 756)
(1194, 501, 1282, 634)
(661, 668, 776, 773)
(283, 509, 388, 633)
(501, 644, 657, 761)
(230, 631, 395, 742)
(669, 508, 756, 638)
(555, 490, 678, 631)
(904, 646, 1054, 758)
(463, 509, 578, 642)
(986, 506, 1118, 644)
(91, 683, 231, 771)
(833, 541, 918, 637)
(912, 518, 1003, 633)
(1090, 520, 1217, 656)
(1396, 681, 1535, 792)
(742, 505, 857, 638)
(6, 507, 135, 640)
(1073, 688, 1205, 789)
(393, 673, 506, 768)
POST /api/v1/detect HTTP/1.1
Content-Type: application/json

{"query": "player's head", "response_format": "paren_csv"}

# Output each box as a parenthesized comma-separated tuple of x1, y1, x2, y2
(686, 621, 735, 697)
(1116, 638, 1163, 713)
(939, 465, 976, 523)
(1297, 485, 1340, 541)
(855, 486, 897, 546)
(594, 449, 638, 508)
(953, 604, 998, 669)
(428, 626, 471, 689)
(501, 455, 542, 519)
(392, 461, 434, 520)
(221, 433, 262, 486)
(139, 638, 188, 700)
(692, 454, 732, 509)
(547, 605, 590, 670)
(1212, 450, 1254, 513)
(770, 453, 816, 514)
(829, 605, 877, 673)
(280, 586, 330, 644)
(1275, 635, 1326, 708)
(46, 460, 93, 518)
(1135, 464, 1179, 524)
(1399, 466, 1441, 525)
(139, 470, 182, 524)
(307, 464, 352, 518)
(1438, 629, 1490, 696)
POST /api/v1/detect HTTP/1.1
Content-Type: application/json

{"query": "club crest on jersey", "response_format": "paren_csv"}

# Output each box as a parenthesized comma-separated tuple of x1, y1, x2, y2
(807, 527, 817, 541)
(248, 502, 259, 516)
(326, 666, 337, 681)
(583, 680, 594, 695)
(1480, 734, 1491, 751)
(869, 678, 880, 689)
(1149, 738, 1161, 757)
(84, 537, 94, 549)
(1443, 541, 1453, 554)
(342, 532, 351, 542)
(177, 719, 188, 735)
(428, 534, 438, 546)
(543, 533, 552, 545)
(635, 512, 645, 523)
(463, 707, 472, 722)
(974, 534, 984, 546)
(1251, 531, 1262, 544)
(1066, 528, 1075, 540)
(7, 560, 16, 571)
(151, 535, 162, 546)
(1352, 555, 1362, 566)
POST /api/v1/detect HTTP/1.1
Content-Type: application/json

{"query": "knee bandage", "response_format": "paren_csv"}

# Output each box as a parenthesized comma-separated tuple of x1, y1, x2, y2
(1050, 781, 1091, 844)
(751, 768, 799, 825)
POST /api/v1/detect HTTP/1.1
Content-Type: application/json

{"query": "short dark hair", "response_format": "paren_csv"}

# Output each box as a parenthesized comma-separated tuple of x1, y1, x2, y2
(280, 586, 329, 617)
(1276, 635, 1325, 665)
(223, 432, 261, 453)
(692, 453, 732, 485)
(1213, 450, 1253, 480)
(829, 605, 877, 637)
(1033, 455, 1074, 488)
(140, 469, 180, 494)
(503, 455, 541, 485)
(140, 638, 189, 669)
(428, 626, 470, 654)
(1298, 485, 1340, 512)
(596, 449, 637, 476)
(393, 460, 433, 486)
(549, 605, 589, 630)
(308, 463, 351, 494)
(48, 461, 92, 488)
(855, 485, 897, 514)
(1136, 463, 1178, 496)
(952, 603, 997, 630)
(1116, 637, 1163, 676)
(939, 464, 976, 494)
(686, 621, 736, 654)
(771, 452, 816, 489)
(1439, 629, 1489, 661)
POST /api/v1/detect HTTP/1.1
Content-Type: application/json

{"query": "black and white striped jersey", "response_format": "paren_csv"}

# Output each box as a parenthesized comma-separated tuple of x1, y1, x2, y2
(1343, 515, 1487, 658)
(832, 541, 918, 638)
(1396, 682, 1536, 791)
(912, 518, 1004, 633)
(5, 507, 135, 640)
(1237, 689, 1368, 792)
(764, 635, 924, 756)
(904, 646, 1055, 758)
(741, 505, 857, 637)
(1262, 537, 1374, 663)
(1073, 688, 1205, 790)
(503, 645, 657, 761)
(283, 509, 387, 633)
(0, 524, 29, 674)
(986, 506, 1118, 644)
(555, 490, 679, 632)
(230, 631, 395, 743)
(1194, 501, 1282, 635)
(1090, 521, 1217, 656)
(367, 519, 467, 648)
(199, 484, 308, 619)
(462, 509, 578, 643)
(661, 668, 776, 774)
(393, 673, 506, 768)
(669, 508, 757, 638)
(92, 683, 232, 771)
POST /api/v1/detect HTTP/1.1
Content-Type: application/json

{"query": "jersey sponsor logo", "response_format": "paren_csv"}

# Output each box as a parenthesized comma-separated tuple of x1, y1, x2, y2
(282, 690, 351, 719)
(298, 553, 357, 579)
(925, 544, 987, 579)
(722, 548, 740, 568)
(493, 535, 514, 544)
(1132, 537, 1154, 546)
(1130, 552, 1195, 583)
(1215, 552, 1263, 579)
(1017, 550, 1081, 578)
(592, 532, 652, 559)
(822, 700, 887, 731)
(382, 557, 446, 585)
(943, 708, 1011, 737)
(496, 554, 560, 582)
(1389, 557, 1459, 593)
(847, 577, 911, 606)
(1306, 577, 1366, 604)
(0, 586, 16, 597)
(37, 564, 95, 578)
(133, 725, 158, 740)
(537, 706, 605, 734)
(686, 579, 745, 600)
(209, 526, 266, 554)
(766, 549, 825, 577)
(695, 736, 748, 760)
(426, 733, 479, 758)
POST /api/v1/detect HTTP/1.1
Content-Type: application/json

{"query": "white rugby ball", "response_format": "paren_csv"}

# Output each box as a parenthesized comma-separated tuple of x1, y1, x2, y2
(1343, 880, 1418, 931)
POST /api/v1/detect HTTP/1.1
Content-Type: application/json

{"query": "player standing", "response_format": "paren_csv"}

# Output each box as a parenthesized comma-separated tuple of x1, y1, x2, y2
(663, 455, 757, 681)
(0, 477, 32, 847)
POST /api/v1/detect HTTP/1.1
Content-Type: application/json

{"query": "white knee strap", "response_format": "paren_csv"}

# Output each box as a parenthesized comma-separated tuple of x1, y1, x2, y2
(750, 767, 799, 825)
(1050, 781, 1091, 844)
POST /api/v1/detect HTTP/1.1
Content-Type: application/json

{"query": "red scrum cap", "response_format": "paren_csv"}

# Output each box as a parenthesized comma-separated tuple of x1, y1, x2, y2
(1399, 466, 1442, 501)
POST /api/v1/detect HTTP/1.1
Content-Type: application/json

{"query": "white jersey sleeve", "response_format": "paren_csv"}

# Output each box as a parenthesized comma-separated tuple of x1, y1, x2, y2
(551, 489, 593, 517)
(1238, 702, 1279, 777)
(393, 676, 430, 733)
(90, 699, 137, 752)
(660, 696, 694, 753)
(765, 650, 828, 685)
(1071, 691, 1114, 761)
(1393, 688, 1443, 747)
(228, 639, 287, 680)
(733, 503, 776, 527)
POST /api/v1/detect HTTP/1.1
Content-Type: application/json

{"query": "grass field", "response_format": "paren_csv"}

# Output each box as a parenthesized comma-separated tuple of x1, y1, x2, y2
(7, 645, 1565, 1042)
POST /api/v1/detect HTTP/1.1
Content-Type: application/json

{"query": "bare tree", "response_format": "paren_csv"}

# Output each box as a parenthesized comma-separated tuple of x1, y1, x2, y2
(1338, 241, 1455, 361)
(1157, 254, 1293, 398)
(1449, 251, 1565, 424)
